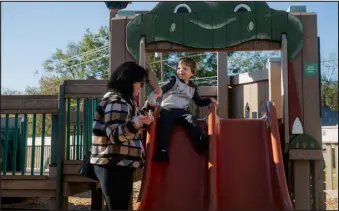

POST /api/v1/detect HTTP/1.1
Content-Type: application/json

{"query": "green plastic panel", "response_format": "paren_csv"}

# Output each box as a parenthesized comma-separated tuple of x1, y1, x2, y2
(289, 134, 321, 150)
(126, 2, 303, 60)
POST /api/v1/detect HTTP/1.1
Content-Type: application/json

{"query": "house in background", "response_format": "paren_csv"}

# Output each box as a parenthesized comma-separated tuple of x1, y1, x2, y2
(321, 106, 338, 147)
(322, 106, 338, 126)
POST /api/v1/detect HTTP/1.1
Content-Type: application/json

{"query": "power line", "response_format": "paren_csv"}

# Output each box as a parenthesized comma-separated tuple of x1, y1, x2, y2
(53, 45, 109, 67)
(53, 47, 205, 68)
(158, 76, 218, 85)
(64, 54, 109, 69)
(320, 59, 338, 68)
(47, 39, 337, 69)
(320, 59, 338, 63)
(49, 44, 337, 71)
(149, 52, 208, 65)
(62, 52, 207, 69)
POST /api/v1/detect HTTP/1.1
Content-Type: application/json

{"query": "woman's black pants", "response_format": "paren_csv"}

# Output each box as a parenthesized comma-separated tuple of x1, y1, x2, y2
(94, 164, 134, 210)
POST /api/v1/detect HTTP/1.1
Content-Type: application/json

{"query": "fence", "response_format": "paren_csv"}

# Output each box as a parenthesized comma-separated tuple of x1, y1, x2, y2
(322, 126, 338, 191)
(25, 145, 82, 172)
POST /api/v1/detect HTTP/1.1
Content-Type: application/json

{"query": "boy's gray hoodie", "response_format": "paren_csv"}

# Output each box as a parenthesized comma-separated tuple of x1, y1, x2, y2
(159, 76, 211, 110)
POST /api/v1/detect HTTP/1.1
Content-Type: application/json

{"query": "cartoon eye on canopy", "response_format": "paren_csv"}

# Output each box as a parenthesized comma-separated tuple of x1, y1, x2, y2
(234, 4, 252, 12)
(174, 3, 192, 13)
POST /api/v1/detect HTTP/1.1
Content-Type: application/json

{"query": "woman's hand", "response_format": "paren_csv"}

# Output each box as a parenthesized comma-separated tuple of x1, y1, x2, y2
(138, 110, 154, 125)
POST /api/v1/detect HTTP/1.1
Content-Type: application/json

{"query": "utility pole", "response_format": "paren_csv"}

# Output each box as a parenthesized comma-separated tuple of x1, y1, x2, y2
(160, 53, 164, 82)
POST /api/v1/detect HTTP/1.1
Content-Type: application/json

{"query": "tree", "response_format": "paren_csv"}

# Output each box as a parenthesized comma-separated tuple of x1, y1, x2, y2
(228, 51, 279, 74)
(42, 26, 109, 80)
(25, 75, 72, 95)
(26, 26, 111, 138)
(1, 88, 23, 95)
(321, 53, 338, 112)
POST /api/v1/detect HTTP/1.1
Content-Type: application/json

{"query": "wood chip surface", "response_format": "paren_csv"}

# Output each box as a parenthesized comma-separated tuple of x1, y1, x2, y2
(3, 181, 337, 210)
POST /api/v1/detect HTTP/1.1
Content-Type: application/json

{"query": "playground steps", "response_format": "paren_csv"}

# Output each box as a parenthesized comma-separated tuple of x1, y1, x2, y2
(52, 160, 143, 196)
(62, 160, 144, 182)
(1, 175, 55, 197)
(62, 160, 97, 183)
(1, 161, 144, 209)
(48, 161, 96, 197)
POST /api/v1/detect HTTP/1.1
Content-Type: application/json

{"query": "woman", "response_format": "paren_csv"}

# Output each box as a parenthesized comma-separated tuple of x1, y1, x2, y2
(90, 61, 156, 210)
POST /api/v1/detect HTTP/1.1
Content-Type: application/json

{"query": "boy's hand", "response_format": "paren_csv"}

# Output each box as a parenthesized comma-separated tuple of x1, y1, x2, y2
(153, 85, 163, 98)
(147, 92, 158, 105)
(210, 98, 218, 108)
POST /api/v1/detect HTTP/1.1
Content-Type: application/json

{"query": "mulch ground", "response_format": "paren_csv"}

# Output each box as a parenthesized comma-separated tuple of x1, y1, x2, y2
(2, 181, 338, 210)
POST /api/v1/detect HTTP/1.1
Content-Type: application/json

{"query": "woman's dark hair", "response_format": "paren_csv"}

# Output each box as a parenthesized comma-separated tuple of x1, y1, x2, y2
(108, 61, 147, 101)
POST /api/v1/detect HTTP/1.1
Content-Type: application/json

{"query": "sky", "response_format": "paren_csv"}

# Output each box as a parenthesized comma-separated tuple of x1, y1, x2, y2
(1, 1, 338, 92)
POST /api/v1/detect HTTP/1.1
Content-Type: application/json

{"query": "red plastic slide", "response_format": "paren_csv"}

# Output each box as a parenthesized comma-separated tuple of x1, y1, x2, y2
(135, 102, 293, 210)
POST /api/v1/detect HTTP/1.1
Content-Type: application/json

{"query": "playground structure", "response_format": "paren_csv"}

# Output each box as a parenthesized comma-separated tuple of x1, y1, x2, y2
(0, 1, 336, 210)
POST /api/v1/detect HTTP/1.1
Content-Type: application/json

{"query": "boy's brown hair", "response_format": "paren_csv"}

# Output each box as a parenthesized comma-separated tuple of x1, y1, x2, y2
(177, 57, 197, 74)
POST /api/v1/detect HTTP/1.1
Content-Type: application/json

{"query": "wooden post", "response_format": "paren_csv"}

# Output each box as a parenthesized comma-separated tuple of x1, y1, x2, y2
(109, 8, 119, 75)
(324, 144, 333, 189)
(139, 37, 147, 106)
(300, 13, 323, 210)
(217, 52, 228, 119)
(294, 160, 311, 209)
(289, 13, 324, 210)
(286, 27, 311, 210)
(281, 34, 289, 153)
(55, 83, 68, 210)
(268, 57, 282, 119)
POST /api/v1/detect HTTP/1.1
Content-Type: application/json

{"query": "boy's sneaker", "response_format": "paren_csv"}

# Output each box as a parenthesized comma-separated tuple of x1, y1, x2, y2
(200, 132, 210, 154)
(153, 149, 169, 162)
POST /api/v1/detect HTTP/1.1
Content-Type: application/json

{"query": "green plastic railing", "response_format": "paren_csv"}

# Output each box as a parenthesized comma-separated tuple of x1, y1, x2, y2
(40, 113, 46, 175)
(63, 97, 100, 161)
(2, 114, 9, 175)
(30, 114, 37, 175)
(1, 113, 53, 176)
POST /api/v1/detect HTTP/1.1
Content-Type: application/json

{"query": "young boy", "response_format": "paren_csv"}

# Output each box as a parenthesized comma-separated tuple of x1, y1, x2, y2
(152, 57, 217, 162)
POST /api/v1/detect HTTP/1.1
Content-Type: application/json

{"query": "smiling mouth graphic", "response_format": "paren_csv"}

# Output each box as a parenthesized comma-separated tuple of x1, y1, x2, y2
(169, 16, 255, 33)
(188, 17, 237, 30)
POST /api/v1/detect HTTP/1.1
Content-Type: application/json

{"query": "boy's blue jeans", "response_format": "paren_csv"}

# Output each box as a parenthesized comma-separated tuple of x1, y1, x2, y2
(156, 108, 209, 155)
